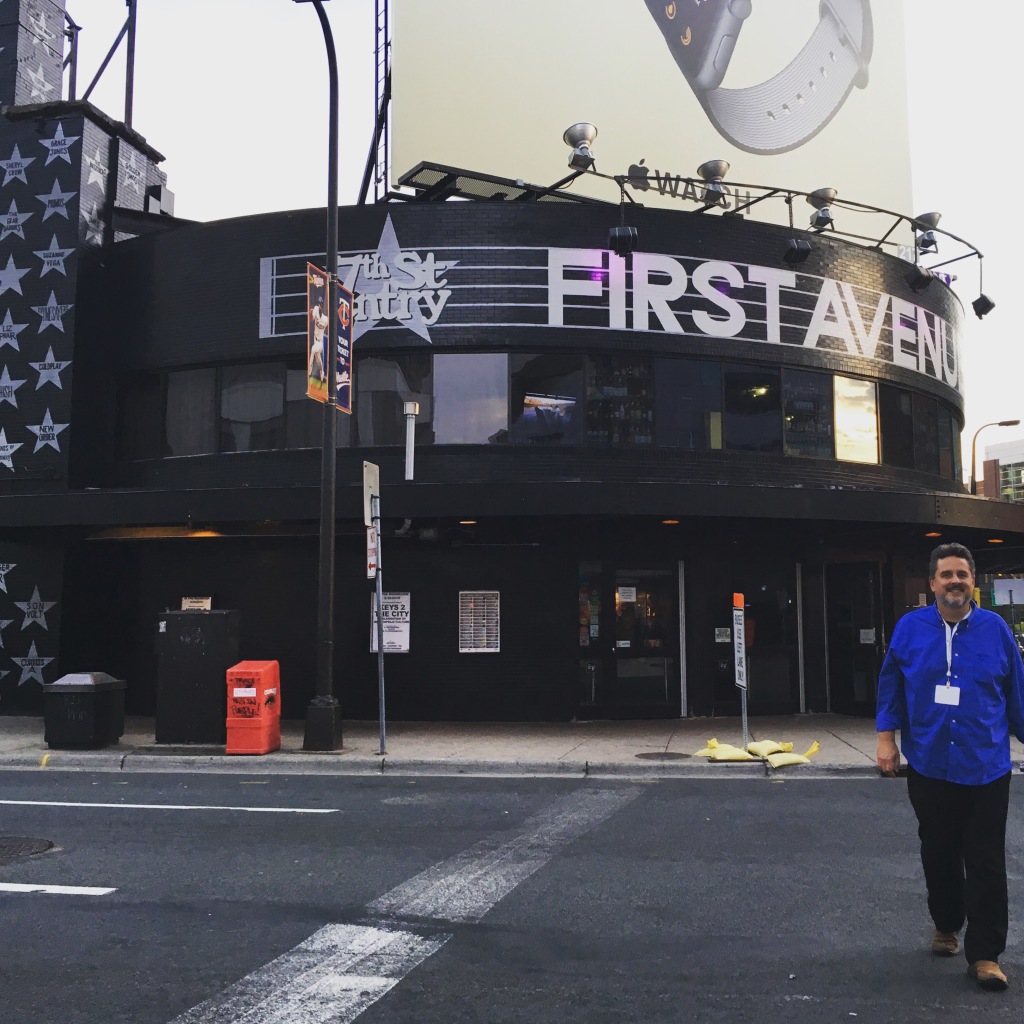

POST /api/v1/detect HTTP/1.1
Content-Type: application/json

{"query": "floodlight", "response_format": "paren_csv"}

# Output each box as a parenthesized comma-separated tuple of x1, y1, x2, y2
(697, 159, 730, 206)
(563, 122, 597, 170)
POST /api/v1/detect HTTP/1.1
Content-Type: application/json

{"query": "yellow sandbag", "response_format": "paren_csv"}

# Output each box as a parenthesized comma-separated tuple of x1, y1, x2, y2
(693, 738, 721, 757)
(709, 743, 756, 761)
(766, 740, 820, 769)
(747, 739, 793, 757)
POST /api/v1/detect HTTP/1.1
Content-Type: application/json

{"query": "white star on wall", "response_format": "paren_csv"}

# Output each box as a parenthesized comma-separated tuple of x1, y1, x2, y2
(29, 8, 57, 45)
(29, 346, 70, 389)
(26, 409, 69, 452)
(25, 63, 49, 101)
(1, 199, 33, 240)
(0, 364, 27, 407)
(15, 585, 56, 630)
(0, 254, 30, 295)
(0, 562, 15, 593)
(35, 179, 76, 221)
(30, 291, 74, 333)
(39, 123, 80, 166)
(85, 146, 109, 188)
(80, 199, 105, 245)
(119, 148, 145, 195)
(0, 144, 35, 186)
(33, 235, 75, 277)
(0, 309, 29, 351)
(12, 641, 53, 685)
(0, 427, 23, 470)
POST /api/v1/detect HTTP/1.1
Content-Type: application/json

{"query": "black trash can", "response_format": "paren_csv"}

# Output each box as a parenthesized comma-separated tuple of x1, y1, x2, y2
(41, 672, 126, 749)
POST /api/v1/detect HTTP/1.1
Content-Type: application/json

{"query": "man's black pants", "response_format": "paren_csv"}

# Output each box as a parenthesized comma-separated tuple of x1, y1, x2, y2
(906, 765, 1011, 963)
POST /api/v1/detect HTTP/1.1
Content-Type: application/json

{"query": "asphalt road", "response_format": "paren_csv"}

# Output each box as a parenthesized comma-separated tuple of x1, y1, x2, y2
(1, 770, 1022, 1023)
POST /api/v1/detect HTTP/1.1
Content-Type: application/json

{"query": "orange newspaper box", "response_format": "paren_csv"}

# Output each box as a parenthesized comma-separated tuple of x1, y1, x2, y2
(226, 660, 281, 755)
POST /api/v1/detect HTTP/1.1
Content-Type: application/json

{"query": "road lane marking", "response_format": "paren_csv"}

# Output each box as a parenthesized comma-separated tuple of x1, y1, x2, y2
(169, 925, 448, 1024)
(369, 787, 637, 923)
(0, 800, 337, 814)
(168, 787, 638, 1023)
(0, 882, 116, 896)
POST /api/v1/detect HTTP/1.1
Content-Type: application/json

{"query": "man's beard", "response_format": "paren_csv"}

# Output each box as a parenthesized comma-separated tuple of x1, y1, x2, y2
(938, 586, 968, 609)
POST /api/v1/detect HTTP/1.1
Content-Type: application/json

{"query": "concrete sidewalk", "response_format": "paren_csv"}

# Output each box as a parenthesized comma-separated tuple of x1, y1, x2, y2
(0, 712, 951, 778)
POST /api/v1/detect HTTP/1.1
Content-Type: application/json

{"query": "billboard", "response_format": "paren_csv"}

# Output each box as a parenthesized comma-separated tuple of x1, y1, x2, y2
(392, 1, 912, 233)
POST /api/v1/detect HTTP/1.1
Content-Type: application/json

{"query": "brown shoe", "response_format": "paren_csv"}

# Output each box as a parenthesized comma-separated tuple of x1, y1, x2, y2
(931, 928, 960, 957)
(968, 960, 1008, 991)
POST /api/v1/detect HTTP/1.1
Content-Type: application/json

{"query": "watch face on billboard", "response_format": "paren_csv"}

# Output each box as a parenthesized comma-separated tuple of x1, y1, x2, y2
(644, 0, 751, 90)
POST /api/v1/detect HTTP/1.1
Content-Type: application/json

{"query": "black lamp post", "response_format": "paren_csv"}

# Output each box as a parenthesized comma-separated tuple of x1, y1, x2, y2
(970, 419, 1021, 496)
(294, 0, 342, 750)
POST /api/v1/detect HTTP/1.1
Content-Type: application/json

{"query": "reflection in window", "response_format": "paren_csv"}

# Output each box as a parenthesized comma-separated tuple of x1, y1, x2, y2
(723, 364, 781, 452)
(117, 376, 163, 460)
(355, 352, 432, 446)
(166, 368, 217, 456)
(878, 384, 913, 469)
(783, 369, 834, 458)
(220, 363, 285, 452)
(434, 354, 508, 444)
(655, 359, 722, 449)
(509, 354, 582, 444)
(835, 376, 878, 463)
(912, 392, 939, 476)
(285, 366, 351, 449)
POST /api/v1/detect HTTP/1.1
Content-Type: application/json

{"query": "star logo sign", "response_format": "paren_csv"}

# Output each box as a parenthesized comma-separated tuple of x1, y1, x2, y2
(15, 585, 56, 630)
(0, 562, 16, 593)
(39, 122, 80, 166)
(35, 179, 76, 221)
(339, 214, 459, 344)
(1, 199, 33, 240)
(119, 148, 145, 194)
(0, 309, 29, 351)
(85, 146, 109, 188)
(0, 618, 12, 649)
(33, 235, 75, 277)
(0, 426, 23, 469)
(25, 63, 49, 101)
(29, 346, 70, 389)
(12, 640, 53, 685)
(26, 409, 69, 451)
(31, 291, 74, 332)
(0, 364, 27, 407)
(0, 144, 35, 186)
(0, 254, 30, 295)
(81, 199, 105, 246)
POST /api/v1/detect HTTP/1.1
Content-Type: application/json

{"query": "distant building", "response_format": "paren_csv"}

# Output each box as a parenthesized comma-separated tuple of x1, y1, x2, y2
(982, 440, 1024, 502)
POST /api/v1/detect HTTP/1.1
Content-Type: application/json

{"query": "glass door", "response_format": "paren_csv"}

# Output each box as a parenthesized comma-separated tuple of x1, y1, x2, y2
(825, 562, 884, 716)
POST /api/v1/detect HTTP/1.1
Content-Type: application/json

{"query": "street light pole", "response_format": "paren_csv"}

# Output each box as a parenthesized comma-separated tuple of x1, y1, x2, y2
(970, 419, 1021, 496)
(295, 0, 342, 751)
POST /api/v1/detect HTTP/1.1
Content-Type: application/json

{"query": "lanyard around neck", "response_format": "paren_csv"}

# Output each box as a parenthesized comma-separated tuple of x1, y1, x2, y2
(944, 620, 958, 684)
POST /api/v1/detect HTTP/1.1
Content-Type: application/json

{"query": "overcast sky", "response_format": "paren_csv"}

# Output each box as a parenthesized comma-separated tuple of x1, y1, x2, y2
(66, 0, 1022, 480)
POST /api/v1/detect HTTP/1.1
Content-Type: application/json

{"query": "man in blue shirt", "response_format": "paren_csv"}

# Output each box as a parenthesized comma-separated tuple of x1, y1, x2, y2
(877, 542, 1024, 992)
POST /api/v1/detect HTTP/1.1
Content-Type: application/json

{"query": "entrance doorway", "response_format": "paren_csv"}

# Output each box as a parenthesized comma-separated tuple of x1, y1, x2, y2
(578, 564, 681, 718)
(825, 562, 884, 716)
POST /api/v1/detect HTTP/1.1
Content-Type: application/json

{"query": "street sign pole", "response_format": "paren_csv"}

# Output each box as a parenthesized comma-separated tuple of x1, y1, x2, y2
(732, 593, 749, 752)
(371, 494, 386, 756)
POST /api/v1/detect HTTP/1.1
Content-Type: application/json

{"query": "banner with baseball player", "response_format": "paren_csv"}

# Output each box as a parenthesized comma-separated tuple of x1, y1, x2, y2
(305, 263, 330, 403)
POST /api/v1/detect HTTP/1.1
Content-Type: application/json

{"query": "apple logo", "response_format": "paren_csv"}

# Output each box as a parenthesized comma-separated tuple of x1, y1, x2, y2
(627, 158, 651, 191)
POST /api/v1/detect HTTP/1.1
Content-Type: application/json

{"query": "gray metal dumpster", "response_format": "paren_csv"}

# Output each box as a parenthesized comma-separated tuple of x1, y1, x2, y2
(41, 672, 126, 749)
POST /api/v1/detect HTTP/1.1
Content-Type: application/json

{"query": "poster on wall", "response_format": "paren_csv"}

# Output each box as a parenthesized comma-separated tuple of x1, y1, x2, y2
(392, 1, 912, 228)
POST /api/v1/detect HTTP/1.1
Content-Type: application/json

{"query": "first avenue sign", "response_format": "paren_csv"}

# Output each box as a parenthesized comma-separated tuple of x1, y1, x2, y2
(260, 227, 961, 395)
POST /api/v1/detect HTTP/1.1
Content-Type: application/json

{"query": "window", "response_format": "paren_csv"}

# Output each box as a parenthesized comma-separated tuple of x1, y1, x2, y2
(834, 376, 878, 463)
(166, 368, 217, 456)
(220, 363, 285, 452)
(878, 384, 914, 469)
(355, 352, 433, 446)
(434, 354, 508, 444)
(783, 369, 834, 458)
(655, 359, 722, 449)
(509, 354, 583, 444)
(723, 364, 781, 452)
(586, 355, 654, 446)
(912, 393, 939, 476)
(459, 591, 500, 652)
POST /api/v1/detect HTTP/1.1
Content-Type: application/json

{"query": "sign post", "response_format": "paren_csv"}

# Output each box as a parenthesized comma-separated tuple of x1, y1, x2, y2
(732, 593, 749, 752)
(371, 492, 386, 756)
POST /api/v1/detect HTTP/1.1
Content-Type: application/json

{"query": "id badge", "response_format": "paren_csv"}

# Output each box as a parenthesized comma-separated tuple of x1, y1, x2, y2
(935, 684, 960, 706)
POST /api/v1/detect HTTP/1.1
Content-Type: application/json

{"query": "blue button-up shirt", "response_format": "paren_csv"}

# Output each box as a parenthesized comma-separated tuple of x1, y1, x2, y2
(877, 602, 1024, 785)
